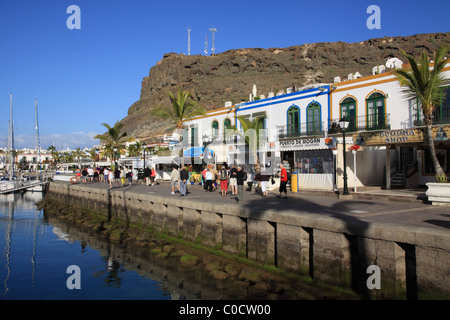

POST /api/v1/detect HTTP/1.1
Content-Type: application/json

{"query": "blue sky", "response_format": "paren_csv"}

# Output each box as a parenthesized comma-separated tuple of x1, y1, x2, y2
(0, 0, 449, 150)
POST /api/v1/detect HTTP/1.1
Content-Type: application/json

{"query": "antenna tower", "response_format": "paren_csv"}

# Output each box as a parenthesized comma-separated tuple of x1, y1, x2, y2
(204, 33, 208, 55)
(209, 28, 217, 55)
(187, 27, 191, 55)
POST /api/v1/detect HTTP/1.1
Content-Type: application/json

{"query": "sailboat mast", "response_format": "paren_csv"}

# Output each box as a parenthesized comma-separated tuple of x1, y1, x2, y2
(35, 98, 42, 181)
(9, 93, 15, 179)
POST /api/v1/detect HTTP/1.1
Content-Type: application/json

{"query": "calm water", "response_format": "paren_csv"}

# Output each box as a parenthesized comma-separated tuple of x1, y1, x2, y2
(0, 192, 182, 300)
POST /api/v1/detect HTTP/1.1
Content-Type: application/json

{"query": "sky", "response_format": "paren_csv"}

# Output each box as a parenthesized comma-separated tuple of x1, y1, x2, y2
(0, 0, 449, 151)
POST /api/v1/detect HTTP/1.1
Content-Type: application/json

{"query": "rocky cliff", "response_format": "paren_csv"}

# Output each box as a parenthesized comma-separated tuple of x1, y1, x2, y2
(119, 32, 450, 142)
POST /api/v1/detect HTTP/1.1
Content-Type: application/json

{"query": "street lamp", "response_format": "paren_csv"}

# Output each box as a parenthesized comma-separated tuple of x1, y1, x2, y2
(142, 142, 147, 169)
(339, 118, 350, 195)
(113, 147, 118, 169)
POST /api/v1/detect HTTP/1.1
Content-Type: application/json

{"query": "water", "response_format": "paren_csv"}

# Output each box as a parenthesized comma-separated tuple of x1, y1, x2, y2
(0, 192, 176, 300)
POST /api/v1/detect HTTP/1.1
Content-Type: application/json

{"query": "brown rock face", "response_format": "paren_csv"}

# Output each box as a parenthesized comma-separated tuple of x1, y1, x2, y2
(119, 32, 450, 142)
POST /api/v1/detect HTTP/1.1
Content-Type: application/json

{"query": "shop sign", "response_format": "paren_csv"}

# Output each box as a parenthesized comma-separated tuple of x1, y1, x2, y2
(280, 137, 328, 151)
(353, 128, 423, 146)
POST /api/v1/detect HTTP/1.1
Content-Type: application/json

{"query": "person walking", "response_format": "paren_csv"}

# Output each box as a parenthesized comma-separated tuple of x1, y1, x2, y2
(236, 166, 247, 202)
(205, 168, 214, 192)
(126, 168, 133, 185)
(219, 165, 228, 196)
(150, 166, 156, 186)
(144, 166, 151, 186)
(108, 168, 114, 189)
(170, 166, 180, 194)
(81, 167, 88, 184)
(179, 166, 189, 196)
(114, 166, 121, 188)
(229, 164, 238, 196)
(259, 168, 271, 197)
(277, 164, 288, 199)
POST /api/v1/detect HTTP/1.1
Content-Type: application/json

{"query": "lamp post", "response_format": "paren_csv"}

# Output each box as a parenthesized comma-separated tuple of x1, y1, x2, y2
(142, 142, 147, 170)
(339, 118, 349, 196)
(113, 147, 118, 169)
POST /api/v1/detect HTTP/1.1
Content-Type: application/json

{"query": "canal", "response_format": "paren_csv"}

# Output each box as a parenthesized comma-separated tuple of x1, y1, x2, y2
(1, 191, 358, 301)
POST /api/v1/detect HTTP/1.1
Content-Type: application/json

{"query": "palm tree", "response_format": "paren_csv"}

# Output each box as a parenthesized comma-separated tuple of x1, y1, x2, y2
(94, 122, 134, 164)
(394, 45, 449, 178)
(227, 115, 267, 165)
(150, 89, 206, 130)
(87, 148, 99, 167)
(73, 147, 84, 168)
(127, 141, 143, 157)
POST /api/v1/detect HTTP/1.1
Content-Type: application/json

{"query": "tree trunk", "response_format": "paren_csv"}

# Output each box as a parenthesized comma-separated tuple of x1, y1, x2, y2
(426, 121, 444, 176)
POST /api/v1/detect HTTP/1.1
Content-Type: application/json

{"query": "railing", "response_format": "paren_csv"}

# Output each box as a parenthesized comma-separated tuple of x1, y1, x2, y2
(328, 114, 391, 134)
(413, 108, 450, 126)
(277, 114, 391, 139)
(277, 121, 326, 139)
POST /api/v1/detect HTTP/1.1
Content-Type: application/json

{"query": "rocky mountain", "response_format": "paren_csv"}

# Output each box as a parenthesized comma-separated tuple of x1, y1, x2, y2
(119, 32, 450, 142)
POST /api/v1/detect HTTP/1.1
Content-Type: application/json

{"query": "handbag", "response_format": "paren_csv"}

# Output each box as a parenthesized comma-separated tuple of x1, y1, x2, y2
(271, 177, 275, 185)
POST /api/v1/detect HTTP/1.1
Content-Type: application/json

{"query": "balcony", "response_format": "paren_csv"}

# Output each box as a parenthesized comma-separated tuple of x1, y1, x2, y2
(277, 121, 326, 139)
(277, 114, 391, 139)
(413, 108, 450, 127)
(328, 114, 391, 134)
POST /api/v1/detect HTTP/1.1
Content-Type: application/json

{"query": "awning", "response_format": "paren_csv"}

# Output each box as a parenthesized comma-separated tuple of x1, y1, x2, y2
(150, 156, 180, 165)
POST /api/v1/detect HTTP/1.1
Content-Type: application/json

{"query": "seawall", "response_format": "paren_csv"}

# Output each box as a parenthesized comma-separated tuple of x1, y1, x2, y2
(44, 181, 450, 299)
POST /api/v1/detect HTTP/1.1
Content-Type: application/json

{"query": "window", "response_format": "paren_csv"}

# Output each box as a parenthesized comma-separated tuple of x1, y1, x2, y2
(423, 148, 450, 174)
(307, 102, 321, 135)
(340, 97, 356, 132)
(287, 105, 300, 137)
(434, 86, 450, 124)
(295, 149, 333, 174)
(223, 118, 231, 140)
(366, 92, 385, 130)
(212, 120, 219, 141)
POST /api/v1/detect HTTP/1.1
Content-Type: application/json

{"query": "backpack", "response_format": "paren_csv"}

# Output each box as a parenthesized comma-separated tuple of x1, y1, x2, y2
(220, 169, 227, 180)
(242, 171, 248, 182)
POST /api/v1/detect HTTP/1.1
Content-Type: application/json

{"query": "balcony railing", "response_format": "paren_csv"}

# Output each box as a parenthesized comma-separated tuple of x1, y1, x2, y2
(277, 114, 391, 139)
(328, 114, 391, 134)
(277, 121, 326, 139)
(413, 108, 450, 126)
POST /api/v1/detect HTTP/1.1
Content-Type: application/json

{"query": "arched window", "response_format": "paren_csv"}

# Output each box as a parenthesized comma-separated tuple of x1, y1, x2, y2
(307, 102, 321, 135)
(340, 97, 356, 131)
(223, 118, 231, 140)
(212, 120, 219, 140)
(287, 105, 300, 137)
(366, 92, 385, 130)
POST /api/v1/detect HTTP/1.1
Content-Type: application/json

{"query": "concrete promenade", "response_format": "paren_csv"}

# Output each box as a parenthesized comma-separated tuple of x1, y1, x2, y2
(70, 179, 450, 232)
(46, 178, 450, 299)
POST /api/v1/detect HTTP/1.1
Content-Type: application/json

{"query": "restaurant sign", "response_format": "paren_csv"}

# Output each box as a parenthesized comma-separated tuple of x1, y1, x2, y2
(280, 137, 328, 151)
(353, 128, 423, 146)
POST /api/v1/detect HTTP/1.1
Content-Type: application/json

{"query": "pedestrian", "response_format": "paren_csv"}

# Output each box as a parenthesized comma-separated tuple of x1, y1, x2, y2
(205, 167, 214, 192)
(150, 166, 156, 186)
(88, 167, 94, 182)
(82, 167, 88, 184)
(108, 168, 114, 189)
(170, 166, 180, 194)
(144, 166, 151, 186)
(219, 165, 228, 196)
(76, 168, 81, 182)
(104, 167, 109, 183)
(277, 164, 288, 199)
(201, 166, 208, 191)
(121, 167, 126, 185)
(114, 166, 121, 188)
(259, 169, 271, 197)
(236, 166, 247, 202)
(126, 168, 133, 185)
(179, 166, 189, 196)
(229, 164, 238, 195)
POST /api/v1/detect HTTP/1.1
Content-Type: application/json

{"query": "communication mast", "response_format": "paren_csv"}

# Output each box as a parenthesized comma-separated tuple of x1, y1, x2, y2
(204, 33, 208, 55)
(209, 28, 217, 55)
(187, 27, 191, 55)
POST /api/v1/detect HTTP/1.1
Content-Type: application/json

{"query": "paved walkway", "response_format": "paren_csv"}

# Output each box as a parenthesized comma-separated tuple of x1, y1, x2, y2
(70, 179, 450, 233)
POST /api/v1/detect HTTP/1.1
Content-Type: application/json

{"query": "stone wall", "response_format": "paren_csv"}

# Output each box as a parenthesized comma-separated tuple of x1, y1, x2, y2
(45, 182, 450, 299)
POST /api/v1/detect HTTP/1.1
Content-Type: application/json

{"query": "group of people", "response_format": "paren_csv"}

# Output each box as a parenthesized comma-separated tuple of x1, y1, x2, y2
(168, 163, 290, 201)
(75, 166, 134, 189)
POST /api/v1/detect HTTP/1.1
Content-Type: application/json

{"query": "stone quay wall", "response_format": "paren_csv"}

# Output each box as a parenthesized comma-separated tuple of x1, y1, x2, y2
(45, 182, 450, 299)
